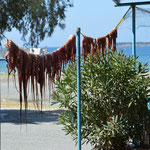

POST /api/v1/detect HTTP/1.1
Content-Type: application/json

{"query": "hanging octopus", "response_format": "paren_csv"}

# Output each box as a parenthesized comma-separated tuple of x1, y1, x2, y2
(4, 34, 76, 118)
(81, 28, 117, 59)
(82, 35, 94, 62)
(107, 27, 117, 51)
(95, 36, 106, 57)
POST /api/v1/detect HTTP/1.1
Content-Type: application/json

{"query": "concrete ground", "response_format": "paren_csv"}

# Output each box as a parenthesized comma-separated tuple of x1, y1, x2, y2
(0, 74, 93, 150)
(0, 74, 50, 102)
(1, 109, 92, 150)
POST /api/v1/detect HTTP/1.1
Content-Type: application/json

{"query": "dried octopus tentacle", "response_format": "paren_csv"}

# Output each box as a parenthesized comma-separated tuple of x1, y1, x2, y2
(30, 54, 36, 104)
(18, 71, 23, 118)
(22, 50, 29, 119)
(82, 36, 94, 62)
(4, 50, 9, 62)
(106, 34, 110, 53)
(38, 55, 45, 113)
(95, 36, 106, 58)
(109, 27, 117, 51)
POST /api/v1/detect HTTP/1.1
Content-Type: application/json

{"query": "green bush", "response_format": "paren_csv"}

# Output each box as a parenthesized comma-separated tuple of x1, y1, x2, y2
(52, 51, 150, 150)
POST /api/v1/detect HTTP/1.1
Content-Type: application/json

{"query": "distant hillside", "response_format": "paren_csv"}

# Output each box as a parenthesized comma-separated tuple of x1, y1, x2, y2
(117, 42, 150, 47)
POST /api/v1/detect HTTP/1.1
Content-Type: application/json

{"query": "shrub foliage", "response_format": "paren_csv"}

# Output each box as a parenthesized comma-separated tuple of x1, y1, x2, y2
(52, 51, 150, 150)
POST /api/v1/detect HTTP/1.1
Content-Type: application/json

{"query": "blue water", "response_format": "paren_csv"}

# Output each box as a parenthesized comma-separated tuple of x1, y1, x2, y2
(47, 47, 59, 53)
(118, 46, 150, 70)
(0, 60, 8, 72)
(1, 46, 150, 72)
(118, 46, 150, 58)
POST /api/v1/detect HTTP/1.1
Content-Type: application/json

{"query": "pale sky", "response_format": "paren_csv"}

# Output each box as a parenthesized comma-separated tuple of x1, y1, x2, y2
(1, 0, 150, 47)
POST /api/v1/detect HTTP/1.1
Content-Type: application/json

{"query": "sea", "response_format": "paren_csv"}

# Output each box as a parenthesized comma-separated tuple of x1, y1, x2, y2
(1, 46, 150, 72)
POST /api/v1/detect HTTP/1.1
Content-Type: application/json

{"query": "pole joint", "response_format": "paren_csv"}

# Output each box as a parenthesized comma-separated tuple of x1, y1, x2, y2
(76, 28, 81, 34)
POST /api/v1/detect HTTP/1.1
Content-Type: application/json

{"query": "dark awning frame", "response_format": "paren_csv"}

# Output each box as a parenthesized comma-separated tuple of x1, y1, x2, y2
(115, 1, 150, 7)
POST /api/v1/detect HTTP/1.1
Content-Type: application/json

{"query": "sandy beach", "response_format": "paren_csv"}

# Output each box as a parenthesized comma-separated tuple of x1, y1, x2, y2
(0, 73, 92, 150)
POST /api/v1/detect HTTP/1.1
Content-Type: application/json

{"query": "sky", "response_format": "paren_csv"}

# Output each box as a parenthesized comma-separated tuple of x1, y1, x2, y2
(1, 0, 150, 48)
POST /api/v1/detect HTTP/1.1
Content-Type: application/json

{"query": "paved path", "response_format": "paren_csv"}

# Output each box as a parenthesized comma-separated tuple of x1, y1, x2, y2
(0, 75, 92, 150)
(1, 109, 92, 150)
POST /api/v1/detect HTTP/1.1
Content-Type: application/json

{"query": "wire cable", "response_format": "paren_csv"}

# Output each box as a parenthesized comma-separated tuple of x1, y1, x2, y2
(116, 6, 132, 28)
(80, 32, 85, 37)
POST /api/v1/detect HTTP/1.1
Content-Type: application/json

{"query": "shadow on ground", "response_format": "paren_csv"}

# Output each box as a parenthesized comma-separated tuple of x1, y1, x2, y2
(0, 109, 66, 125)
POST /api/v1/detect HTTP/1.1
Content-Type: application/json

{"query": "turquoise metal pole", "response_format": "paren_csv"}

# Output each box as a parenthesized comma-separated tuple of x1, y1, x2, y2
(76, 28, 81, 150)
(132, 5, 136, 57)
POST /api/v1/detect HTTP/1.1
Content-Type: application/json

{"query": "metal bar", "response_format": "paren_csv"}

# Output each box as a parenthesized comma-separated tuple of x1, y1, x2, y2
(76, 27, 81, 150)
(115, 1, 150, 7)
(132, 5, 136, 57)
